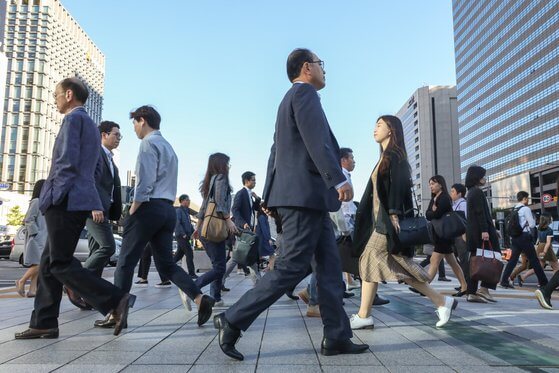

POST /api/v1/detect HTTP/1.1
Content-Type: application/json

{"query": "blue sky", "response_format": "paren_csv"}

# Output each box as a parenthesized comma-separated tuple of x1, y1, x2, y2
(62, 0, 457, 205)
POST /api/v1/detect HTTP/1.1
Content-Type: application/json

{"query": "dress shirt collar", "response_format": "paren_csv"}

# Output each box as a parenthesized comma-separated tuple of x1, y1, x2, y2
(101, 144, 112, 158)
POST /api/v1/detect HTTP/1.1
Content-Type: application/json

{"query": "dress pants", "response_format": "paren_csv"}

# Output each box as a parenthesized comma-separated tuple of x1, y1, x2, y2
(113, 200, 201, 300)
(30, 204, 124, 329)
(174, 236, 196, 275)
(195, 239, 227, 301)
(502, 232, 548, 286)
(225, 207, 352, 341)
(542, 270, 559, 298)
(84, 217, 116, 277)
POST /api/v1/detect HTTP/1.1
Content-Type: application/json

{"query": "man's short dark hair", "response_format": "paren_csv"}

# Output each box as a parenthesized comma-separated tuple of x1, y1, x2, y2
(340, 147, 353, 160)
(242, 171, 255, 185)
(286, 48, 314, 82)
(129, 105, 161, 130)
(98, 121, 120, 135)
(451, 183, 467, 198)
(59, 77, 89, 103)
(179, 194, 189, 202)
(517, 191, 529, 202)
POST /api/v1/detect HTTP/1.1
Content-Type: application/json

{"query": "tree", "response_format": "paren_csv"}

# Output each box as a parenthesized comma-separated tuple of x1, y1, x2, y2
(7, 206, 25, 227)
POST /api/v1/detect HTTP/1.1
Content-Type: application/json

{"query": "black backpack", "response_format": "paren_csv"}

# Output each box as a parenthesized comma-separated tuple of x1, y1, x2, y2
(506, 207, 524, 237)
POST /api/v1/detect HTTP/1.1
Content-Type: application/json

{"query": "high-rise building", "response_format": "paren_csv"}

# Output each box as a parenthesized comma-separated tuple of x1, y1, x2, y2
(0, 0, 104, 194)
(452, 1, 559, 213)
(397, 86, 461, 210)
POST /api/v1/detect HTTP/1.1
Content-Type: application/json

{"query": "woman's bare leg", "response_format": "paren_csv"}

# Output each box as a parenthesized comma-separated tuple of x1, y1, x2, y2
(445, 254, 467, 290)
(428, 253, 444, 282)
(404, 278, 445, 307)
(357, 280, 378, 318)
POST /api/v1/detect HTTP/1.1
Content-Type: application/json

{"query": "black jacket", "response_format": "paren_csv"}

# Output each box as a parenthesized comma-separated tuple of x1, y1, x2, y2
(426, 192, 453, 247)
(94, 147, 122, 221)
(466, 187, 500, 253)
(352, 152, 414, 258)
(232, 188, 261, 230)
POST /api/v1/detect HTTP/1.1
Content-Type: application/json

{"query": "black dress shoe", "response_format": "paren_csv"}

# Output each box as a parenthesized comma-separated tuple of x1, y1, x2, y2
(438, 277, 452, 282)
(221, 286, 230, 292)
(343, 291, 355, 298)
(452, 290, 467, 297)
(409, 287, 426, 296)
(213, 313, 243, 361)
(65, 286, 93, 310)
(112, 293, 136, 336)
(320, 337, 369, 356)
(373, 294, 390, 305)
(197, 294, 215, 326)
(454, 286, 461, 291)
(499, 281, 515, 289)
(94, 314, 128, 329)
(285, 292, 299, 300)
(15, 328, 59, 339)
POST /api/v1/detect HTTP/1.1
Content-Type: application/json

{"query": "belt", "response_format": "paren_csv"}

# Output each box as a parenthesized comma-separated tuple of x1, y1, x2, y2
(150, 198, 174, 205)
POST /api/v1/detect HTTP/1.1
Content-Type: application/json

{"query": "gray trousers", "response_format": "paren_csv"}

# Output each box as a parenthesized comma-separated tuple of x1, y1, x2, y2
(84, 218, 116, 277)
(452, 236, 470, 283)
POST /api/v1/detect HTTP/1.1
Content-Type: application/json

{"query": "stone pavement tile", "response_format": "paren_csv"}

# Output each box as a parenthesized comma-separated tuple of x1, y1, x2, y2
(322, 366, 389, 373)
(541, 368, 559, 373)
(53, 364, 127, 373)
(257, 306, 319, 366)
(96, 326, 178, 352)
(122, 365, 190, 373)
(452, 367, 527, 373)
(8, 349, 86, 365)
(68, 349, 144, 365)
(189, 365, 256, 373)
(0, 363, 62, 372)
(255, 364, 322, 373)
(42, 331, 116, 351)
(0, 340, 61, 364)
(386, 366, 455, 373)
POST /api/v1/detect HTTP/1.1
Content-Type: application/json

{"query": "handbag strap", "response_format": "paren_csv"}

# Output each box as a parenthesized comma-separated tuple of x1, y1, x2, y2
(481, 240, 495, 259)
(208, 175, 218, 202)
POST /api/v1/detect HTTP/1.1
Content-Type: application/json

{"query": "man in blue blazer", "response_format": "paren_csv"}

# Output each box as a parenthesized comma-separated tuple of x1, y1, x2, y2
(15, 78, 134, 339)
(214, 49, 368, 360)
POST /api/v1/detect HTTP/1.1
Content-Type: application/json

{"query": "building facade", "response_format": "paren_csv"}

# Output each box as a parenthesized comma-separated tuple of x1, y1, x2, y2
(452, 0, 559, 214)
(0, 0, 104, 194)
(397, 86, 461, 211)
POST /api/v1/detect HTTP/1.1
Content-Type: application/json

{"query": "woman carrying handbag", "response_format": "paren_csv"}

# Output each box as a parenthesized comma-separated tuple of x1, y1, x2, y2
(464, 165, 501, 303)
(350, 115, 457, 330)
(194, 153, 238, 307)
(425, 175, 468, 297)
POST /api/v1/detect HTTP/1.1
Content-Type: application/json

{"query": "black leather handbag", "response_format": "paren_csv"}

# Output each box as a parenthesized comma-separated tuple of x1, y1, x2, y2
(431, 211, 467, 240)
(398, 208, 432, 246)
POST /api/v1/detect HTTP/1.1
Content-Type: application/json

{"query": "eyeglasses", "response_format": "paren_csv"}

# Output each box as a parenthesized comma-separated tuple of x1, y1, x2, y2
(106, 132, 123, 140)
(309, 60, 324, 70)
(52, 91, 62, 99)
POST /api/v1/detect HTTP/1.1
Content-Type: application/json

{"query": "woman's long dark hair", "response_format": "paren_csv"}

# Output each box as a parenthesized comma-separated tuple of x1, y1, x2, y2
(31, 179, 45, 200)
(429, 175, 448, 198)
(377, 115, 408, 175)
(539, 213, 552, 231)
(199, 152, 231, 199)
(465, 165, 486, 189)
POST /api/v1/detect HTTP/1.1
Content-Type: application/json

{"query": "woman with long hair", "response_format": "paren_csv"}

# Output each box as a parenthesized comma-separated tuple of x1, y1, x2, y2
(15, 179, 46, 297)
(350, 115, 457, 330)
(194, 153, 238, 306)
(425, 175, 468, 296)
(464, 165, 501, 303)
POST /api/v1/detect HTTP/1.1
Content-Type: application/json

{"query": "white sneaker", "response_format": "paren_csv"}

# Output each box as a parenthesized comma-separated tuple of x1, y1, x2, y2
(436, 296, 457, 328)
(350, 314, 374, 330)
(179, 289, 192, 312)
(214, 300, 225, 307)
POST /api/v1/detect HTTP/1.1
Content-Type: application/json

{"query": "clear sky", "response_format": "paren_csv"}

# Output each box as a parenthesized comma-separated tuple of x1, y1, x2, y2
(61, 0, 457, 206)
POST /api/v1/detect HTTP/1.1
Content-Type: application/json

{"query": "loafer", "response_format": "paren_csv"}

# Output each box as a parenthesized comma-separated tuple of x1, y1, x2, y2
(436, 296, 458, 328)
(535, 289, 553, 310)
(466, 294, 487, 303)
(285, 291, 299, 300)
(15, 328, 59, 339)
(452, 290, 467, 297)
(94, 314, 128, 329)
(438, 277, 452, 282)
(197, 294, 215, 326)
(112, 294, 136, 336)
(65, 286, 93, 310)
(213, 313, 244, 361)
(221, 286, 230, 292)
(320, 337, 369, 356)
(373, 294, 390, 305)
(343, 291, 355, 298)
(409, 287, 426, 297)
(298, 289, 310, 305)
(350, 314, 374, 330)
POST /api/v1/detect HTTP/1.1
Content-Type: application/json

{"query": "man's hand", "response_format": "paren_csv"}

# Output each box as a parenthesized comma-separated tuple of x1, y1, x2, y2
(129, 201, 142, 216)
(390, 214, 400, 234)
(243, 223, 250, 230)
(337, 182, 354, 202)
(92, 210, 104, 223)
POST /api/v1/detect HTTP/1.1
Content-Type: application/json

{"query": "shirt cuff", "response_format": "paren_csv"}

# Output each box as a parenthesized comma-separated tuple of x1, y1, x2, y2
(335, 180, 349, 190)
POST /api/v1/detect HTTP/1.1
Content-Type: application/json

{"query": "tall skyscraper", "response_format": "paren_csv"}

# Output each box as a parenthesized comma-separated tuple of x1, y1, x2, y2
(0, 0, 104, 194)
(397, 86, 460, 210)
(452, 1, 559, 212)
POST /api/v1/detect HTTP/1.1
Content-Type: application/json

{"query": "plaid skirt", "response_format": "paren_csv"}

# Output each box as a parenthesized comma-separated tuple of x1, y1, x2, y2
(359, 230, 429, 283)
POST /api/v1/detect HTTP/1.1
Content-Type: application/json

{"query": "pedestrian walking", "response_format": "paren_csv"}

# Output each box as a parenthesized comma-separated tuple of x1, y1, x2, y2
(450, 183, 470, 286)
(174, 194, 197, 278)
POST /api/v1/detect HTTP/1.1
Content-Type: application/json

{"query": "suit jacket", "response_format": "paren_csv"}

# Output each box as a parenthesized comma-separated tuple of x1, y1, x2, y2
(39, 107, 103, 213)
(94, 147, 122, 221)
(262, 83, 345, 212)
(232, 188, 260, 229)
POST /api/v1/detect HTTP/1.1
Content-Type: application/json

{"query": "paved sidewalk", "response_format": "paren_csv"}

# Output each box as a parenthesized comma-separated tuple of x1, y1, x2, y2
(0, 269, 558, 372)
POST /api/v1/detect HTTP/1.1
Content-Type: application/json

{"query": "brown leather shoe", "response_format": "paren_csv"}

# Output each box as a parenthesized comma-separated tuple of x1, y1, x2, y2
(65, 286, 93, 310)
(15, 328, 59, 339)
(112, 294, 136, 336)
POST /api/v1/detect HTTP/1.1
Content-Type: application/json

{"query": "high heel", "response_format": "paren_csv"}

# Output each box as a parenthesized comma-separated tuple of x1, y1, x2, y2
(452, 290, 467, 297)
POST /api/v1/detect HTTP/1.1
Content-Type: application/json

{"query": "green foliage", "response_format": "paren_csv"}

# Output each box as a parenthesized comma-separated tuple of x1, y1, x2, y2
(7, 205, 25, 226)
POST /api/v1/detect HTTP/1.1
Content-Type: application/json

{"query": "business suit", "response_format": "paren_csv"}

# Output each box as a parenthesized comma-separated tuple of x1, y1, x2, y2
(30, 107, 125, 329)
(84, 146, 122, 276)
(232, 188, 260, 230)
(225, 82, 352, 341)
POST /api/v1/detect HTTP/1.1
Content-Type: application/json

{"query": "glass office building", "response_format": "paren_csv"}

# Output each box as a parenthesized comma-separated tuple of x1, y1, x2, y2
(452, 0, 559, 212)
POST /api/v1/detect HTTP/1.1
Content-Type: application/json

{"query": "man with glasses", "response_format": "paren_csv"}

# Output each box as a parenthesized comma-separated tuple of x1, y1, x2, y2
(214, 48, 368, 360)
(66, 121, 124, 309)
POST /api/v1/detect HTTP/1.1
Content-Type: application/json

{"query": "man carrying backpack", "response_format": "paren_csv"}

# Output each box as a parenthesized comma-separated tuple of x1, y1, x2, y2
(500, 191, 548, 289)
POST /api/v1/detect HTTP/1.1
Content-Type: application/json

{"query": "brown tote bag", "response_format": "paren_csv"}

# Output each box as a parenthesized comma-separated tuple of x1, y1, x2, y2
(200, 177, 228, 243)
(470, 241, 503, 285)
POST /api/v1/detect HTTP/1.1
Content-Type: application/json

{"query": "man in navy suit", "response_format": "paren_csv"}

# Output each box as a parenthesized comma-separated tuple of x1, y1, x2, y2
(214, 49, 368, 360)
(232, 171, 260, 230)
(15, 78, 134, 339)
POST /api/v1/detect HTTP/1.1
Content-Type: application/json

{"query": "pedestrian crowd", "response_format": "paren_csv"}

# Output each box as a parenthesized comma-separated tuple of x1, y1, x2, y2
(11, 48, 558, 361)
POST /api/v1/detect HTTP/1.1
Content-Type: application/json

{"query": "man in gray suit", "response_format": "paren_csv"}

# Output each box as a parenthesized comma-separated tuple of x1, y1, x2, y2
(214, 48, 368, 360)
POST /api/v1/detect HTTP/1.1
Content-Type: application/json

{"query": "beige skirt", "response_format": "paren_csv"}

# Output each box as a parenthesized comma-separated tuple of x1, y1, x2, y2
(359, 231, 429, 283)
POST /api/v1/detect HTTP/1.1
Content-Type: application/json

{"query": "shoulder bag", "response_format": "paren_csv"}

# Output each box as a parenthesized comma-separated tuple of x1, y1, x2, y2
(431, 211, 467, 240)
(470, 241, 503, 285)
(200, 176, 228, 243)
(397, 185, 433, 247)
